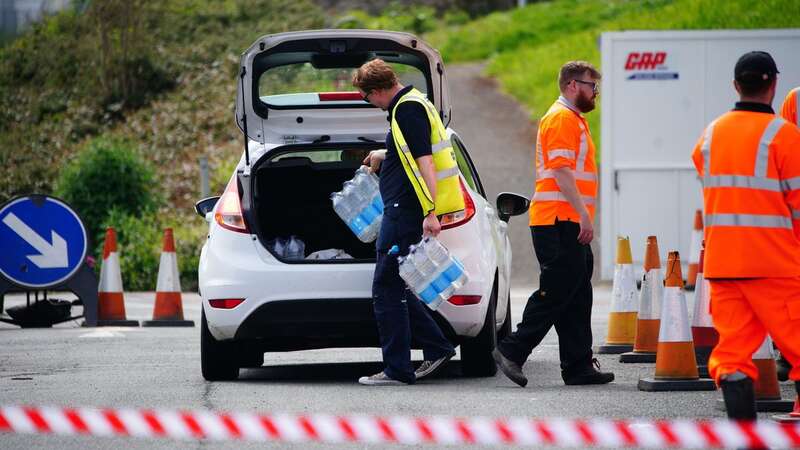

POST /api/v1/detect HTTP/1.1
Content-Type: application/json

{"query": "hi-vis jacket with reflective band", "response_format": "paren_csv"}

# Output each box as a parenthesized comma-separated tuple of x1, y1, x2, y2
(529, 97, 597, 226)
(691, 110, 800, 278)
(390, 88, 465, 217)
(780, 87, 799, 127)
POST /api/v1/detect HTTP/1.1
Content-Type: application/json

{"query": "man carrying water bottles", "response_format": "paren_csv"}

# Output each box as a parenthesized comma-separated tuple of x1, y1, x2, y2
(353, 59, 461, 385)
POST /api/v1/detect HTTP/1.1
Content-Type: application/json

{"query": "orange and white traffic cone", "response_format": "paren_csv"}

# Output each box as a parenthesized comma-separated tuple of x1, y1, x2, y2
(684, 210, 703, 291)
(97, 228, 139, 327)
(639, 251, 715, 391)
(620, 236, 662, 363)
(597, 236, 638, 354)
(717, 336, 795, 412)
(691, 241, 717, 378)
(142, 228, 194, 327)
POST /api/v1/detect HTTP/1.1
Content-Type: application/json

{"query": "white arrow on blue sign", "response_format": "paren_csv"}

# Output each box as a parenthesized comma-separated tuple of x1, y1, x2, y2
(0, 196, 88, 289)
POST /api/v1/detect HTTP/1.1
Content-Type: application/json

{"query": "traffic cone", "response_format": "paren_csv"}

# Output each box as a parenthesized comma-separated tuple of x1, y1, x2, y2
(690, 241, 717, 378)
(142, 229, 194, 327)
(620, 236, 662, 363)
(97, 228, 139, 327)
(638, 251, 715, 391)
(684, 210, 703, 291)
(597, 236, 638, 354)
(717, 336, 795, 412)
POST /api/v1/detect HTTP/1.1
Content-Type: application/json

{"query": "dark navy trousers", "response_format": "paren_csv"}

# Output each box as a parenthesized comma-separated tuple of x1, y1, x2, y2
(497, 220, 594, 376)
(372, 205, 454, 383)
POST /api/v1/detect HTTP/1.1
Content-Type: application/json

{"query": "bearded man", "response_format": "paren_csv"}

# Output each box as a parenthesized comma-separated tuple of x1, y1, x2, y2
(492, 61, 614, 388)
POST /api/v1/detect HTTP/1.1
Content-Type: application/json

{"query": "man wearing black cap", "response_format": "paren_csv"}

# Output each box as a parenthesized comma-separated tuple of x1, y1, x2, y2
(690, 50, 800, 421)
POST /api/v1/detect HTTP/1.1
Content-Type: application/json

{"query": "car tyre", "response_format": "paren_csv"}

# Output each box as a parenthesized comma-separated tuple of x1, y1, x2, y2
(460, 282, 499, 377)
(201, 308, 240, 381)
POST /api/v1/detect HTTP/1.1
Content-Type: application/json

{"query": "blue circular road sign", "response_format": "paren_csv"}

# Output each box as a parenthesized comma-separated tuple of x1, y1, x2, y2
(0, 196, 88, 289)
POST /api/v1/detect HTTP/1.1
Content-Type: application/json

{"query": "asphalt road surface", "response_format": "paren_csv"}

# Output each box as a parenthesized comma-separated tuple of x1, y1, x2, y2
(1, 288, 796, 449)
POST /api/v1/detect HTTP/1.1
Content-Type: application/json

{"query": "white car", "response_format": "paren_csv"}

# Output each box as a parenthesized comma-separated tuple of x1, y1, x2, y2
(195, 29, 528, 381)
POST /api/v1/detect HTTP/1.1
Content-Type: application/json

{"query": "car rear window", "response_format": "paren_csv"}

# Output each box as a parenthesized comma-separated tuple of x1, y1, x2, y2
(259, 62, 427, 107)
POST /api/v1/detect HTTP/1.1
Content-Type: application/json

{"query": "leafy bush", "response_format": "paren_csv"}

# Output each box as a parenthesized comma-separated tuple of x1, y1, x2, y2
(97, 209, 205, 291)
(336, 4, 438, 34)
(55, 136, 158, 243)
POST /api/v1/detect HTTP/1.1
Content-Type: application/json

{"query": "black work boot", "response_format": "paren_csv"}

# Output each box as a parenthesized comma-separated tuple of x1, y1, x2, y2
(720, 375, 757, 420)
(492, 348, 528, 387)
(562, 358, 615, 385)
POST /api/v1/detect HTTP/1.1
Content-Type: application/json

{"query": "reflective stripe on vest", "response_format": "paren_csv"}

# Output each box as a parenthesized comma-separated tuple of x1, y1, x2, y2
(705, 213, 792, 229)
(533, 191, 595, 205)
(548, 149, 575, 160)
(390, 88, 465, 216)
(785, 177, 800, 191)
(701, 117, 792, 229)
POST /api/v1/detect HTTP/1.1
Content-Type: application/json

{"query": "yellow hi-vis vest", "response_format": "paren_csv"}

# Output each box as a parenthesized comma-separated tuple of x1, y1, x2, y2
(390, 88, 465, 216)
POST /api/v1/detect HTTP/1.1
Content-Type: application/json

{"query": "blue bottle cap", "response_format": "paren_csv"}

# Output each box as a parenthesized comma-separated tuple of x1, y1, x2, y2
(388, 245, 400, 255)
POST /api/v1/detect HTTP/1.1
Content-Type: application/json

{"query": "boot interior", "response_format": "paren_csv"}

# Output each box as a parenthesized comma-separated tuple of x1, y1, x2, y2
(252, 145, 384, 262)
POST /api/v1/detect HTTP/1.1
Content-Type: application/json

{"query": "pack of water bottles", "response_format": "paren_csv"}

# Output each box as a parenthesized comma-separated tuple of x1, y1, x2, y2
(331, 166, 384, 243)
(397, 237, 469, 311)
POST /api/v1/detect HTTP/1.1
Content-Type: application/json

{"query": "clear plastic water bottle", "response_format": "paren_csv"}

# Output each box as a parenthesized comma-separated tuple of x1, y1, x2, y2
(331, 192, 353, 222)
(269, 237, 287, 258)
(399, 247, 443, 310)
(286, 235, 305, 260)
(420, 238, 454, 297)
(331, 168, 384, 243)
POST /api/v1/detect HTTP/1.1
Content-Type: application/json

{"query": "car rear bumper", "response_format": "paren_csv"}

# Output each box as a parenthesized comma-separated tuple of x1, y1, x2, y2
(199, 221, 492, 342)
(229, 298, 458, 352)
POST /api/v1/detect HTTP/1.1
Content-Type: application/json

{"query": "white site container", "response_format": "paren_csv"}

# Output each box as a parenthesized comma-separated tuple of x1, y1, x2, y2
(599, 29, 800, 280)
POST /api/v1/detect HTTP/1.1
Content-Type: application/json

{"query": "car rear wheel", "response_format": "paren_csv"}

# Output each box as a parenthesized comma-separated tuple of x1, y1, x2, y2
(460, 282, 498, 377)
(201, 309, 240, 381)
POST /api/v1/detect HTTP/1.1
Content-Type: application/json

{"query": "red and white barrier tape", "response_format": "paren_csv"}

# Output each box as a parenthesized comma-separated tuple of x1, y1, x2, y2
(1, 405, 799, 448)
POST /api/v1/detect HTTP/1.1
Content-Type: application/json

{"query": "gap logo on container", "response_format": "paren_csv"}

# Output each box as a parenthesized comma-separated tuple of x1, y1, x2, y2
(625, 51, 679, 80)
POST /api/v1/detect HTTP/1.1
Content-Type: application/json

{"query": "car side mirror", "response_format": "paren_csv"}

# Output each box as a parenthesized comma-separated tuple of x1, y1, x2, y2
(195, 196, 220, 217)
(496, 192, 530, 222)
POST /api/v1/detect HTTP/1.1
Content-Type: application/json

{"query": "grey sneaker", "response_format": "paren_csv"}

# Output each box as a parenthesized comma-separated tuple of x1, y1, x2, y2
(358, 371, 406, 386)
(414, 352, 455, 380)
(492, 348, 528, 387)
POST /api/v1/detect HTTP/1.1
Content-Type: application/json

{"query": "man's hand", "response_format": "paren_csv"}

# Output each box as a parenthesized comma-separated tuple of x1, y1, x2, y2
(578, 211, 594, 245)
(422, 212, 441, 237)
(363, 150, 387, 174)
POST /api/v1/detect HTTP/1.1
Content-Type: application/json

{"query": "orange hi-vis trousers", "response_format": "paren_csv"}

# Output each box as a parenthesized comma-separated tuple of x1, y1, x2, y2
(708, 277, 800, 384)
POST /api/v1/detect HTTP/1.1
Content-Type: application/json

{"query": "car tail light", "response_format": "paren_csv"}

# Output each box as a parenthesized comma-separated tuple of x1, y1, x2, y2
(447, 295, 481, 306)
(215, 175, 249, 233)
(208, 298, 245, 309)
(440, 178, 476, 230)
(318, 92, 363, 101)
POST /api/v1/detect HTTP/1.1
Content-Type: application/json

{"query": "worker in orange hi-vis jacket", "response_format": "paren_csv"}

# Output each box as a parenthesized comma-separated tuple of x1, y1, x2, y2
(691, 51, 800, 420)
(780, 86, 799, 128)
(776, 85, 800, 383)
